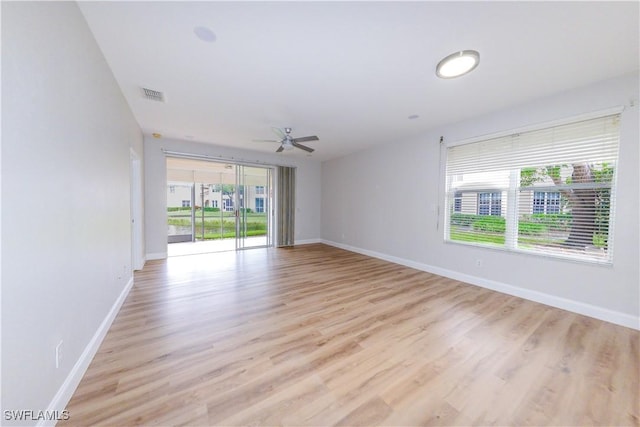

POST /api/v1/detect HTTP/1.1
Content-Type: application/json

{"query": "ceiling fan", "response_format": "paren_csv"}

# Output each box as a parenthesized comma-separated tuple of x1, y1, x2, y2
(253, 127, 319, 153)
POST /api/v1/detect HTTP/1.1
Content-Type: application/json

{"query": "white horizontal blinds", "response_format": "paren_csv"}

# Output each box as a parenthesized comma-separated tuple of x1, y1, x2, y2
(515, 179, 614, 263)
(447, 115, 620, 174)
(445, 113, 620, 264)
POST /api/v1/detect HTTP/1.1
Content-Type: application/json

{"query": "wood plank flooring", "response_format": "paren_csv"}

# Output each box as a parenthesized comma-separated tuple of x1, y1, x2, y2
(62, 244, 639, 426)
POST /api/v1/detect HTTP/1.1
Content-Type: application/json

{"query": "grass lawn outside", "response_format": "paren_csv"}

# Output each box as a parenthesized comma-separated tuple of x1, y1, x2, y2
(449, 229, 505, 246)
(168, 209, 267, 240)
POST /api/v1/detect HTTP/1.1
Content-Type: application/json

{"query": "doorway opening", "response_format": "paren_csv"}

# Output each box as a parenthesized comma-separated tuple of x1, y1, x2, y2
(166, 157, 273, 256)
(130, 149, 144, 270)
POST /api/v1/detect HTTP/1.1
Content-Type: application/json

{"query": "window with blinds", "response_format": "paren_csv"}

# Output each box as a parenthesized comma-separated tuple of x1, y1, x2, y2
(445, 113, 620, 264)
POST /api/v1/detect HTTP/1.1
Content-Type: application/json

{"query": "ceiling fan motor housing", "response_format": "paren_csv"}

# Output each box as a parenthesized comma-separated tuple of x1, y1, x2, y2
(256, 127, 318, 153)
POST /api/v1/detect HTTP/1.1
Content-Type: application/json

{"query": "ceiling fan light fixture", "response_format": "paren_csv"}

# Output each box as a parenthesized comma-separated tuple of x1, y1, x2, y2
(436, 50, 480, 79)
(255, 127, 318, 153)
(281, 138, 294, 150)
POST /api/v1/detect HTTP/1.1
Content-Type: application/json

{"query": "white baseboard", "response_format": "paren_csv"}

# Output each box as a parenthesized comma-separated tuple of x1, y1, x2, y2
(145, 252, 167, 261)
(134, 257, 146, 271)
(134, 256, 146, 271)
(321, 240, 639, 330)
(294, 238, 322, 246)
(40, 276, 135, 427)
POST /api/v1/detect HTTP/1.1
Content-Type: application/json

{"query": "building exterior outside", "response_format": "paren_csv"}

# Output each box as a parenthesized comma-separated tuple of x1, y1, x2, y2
(167, 182, 266, 213)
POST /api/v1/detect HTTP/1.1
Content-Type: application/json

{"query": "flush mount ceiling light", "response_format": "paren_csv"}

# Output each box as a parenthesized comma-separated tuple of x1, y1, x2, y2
(436, 50, 480, 79)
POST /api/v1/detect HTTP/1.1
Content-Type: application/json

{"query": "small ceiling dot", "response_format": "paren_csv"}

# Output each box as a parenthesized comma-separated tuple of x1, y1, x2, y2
(408, 114, 420, 120)
(194, 26, 216, 43)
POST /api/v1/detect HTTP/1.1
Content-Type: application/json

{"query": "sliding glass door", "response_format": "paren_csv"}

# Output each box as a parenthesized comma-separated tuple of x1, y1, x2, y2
(236, 165, 272, 250)
(166, 157, 272, 255)
(167, 182, 195, 243)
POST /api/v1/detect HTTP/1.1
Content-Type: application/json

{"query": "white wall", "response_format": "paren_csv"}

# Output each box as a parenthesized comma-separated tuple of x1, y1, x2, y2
(144, 138, 322, 258)
(322, 73, 639, 328)
(1, 2, 143, 424)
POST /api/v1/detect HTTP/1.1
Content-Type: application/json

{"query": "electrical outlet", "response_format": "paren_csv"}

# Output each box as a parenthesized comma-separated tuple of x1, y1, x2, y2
(55, 340, 63, 368)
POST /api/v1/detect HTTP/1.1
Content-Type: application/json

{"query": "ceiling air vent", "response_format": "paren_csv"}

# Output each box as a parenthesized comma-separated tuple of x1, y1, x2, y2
(141, 87, 165, 102)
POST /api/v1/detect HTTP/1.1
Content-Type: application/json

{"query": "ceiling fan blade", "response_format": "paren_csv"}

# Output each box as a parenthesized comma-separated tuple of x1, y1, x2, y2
(276, 145, 285, 153)
(271, 127, 285, 139)
(292, 142, 314, 153)
(252, 139, 279, 143)
(292, 135, 319, 143)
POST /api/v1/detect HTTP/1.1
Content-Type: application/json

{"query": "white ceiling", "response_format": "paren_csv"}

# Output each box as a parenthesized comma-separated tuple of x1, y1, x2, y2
(78, 1, 639, 161)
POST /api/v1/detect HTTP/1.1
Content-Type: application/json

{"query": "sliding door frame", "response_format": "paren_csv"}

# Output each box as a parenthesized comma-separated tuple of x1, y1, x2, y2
(235, 164, 274, 251)
(165, 151, 277, 253)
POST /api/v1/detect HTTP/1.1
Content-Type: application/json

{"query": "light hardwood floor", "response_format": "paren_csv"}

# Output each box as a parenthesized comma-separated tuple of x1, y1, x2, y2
(62, 244, 639, 426)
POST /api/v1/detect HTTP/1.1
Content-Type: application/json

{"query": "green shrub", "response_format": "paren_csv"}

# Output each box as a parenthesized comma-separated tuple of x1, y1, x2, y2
(472, 216, 505, 233)
(593, 233, 607, 248)
(529, 213, 572, 231)
(518, 221, 547, 235)
(450, 213, 477, 227)
(453, 215, 547, 235)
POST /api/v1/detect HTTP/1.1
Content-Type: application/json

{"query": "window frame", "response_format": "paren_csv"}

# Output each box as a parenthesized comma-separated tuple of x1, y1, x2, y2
(223, 197, 233, 212)
(532, 191, 561, 215)
(477, 192, 502, 216)
(255, 197, 265, 213)
(443, 109, 621, 265)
